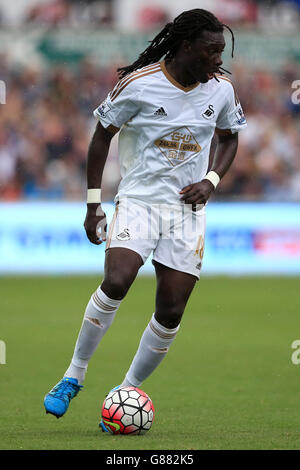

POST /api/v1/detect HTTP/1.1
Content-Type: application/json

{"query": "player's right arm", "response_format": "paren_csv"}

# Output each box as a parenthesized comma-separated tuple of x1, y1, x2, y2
(84, 121, 118, 245)
(84, 76, 140, 245)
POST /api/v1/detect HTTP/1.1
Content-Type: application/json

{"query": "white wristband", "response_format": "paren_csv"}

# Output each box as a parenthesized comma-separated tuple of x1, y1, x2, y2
(203, 171, 220, 188)
(87, 188, 101, 204)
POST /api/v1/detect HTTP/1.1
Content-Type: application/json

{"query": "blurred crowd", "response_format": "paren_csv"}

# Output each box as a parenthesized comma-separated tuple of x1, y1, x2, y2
(23, 0, 113, 29)
(215, 61, 300, 201)
(1, 0, 300, 30)
(1, 54, 300, 202)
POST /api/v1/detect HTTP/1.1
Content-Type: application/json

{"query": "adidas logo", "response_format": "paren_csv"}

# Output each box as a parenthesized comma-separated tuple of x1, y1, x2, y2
(154, 107, 167, 117)
(195, 262, 202, 270)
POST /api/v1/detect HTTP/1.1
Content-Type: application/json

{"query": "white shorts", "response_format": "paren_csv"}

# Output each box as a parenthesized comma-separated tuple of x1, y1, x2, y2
(106, 198, 206, 279)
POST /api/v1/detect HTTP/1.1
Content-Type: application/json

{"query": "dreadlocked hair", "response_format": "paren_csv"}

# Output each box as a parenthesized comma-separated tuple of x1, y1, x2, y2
(117, 9, 235, 79)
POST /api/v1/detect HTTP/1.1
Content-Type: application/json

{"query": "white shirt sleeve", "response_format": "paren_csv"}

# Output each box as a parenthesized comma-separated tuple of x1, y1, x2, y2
(93, 79, 140, 130)
(216, 81, 247, 134)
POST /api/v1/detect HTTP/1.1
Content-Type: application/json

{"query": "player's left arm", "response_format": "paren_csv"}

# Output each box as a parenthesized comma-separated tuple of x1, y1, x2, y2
(180, 132, 238, 205)
(180, 79, 246, 206)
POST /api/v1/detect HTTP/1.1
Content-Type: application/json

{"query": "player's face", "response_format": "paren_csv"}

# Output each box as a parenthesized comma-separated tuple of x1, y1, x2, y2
(184, 31, 225, 83)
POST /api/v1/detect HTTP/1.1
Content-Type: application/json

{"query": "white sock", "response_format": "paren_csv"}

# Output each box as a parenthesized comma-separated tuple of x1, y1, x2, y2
(121, 313, 180, 387)
(64, 285, 121, 384)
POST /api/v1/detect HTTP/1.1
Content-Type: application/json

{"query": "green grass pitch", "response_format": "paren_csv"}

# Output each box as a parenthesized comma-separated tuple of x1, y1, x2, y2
(0, 275, 300, 450)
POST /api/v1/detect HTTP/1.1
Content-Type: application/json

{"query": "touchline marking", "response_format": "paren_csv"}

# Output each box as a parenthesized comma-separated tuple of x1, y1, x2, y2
(0, 340, 6, 364)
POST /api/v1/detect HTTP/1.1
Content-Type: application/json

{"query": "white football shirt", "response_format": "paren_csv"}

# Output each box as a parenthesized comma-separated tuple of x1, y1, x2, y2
(94, 61, 247, 205)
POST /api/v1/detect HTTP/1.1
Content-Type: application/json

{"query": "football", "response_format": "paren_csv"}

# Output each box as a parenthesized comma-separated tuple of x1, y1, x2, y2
(101, 386, 155, 435)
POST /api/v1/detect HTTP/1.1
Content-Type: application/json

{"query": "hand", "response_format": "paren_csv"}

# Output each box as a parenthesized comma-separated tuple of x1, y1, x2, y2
(84, 203, 107, 245)
(179, 180, 215, 208)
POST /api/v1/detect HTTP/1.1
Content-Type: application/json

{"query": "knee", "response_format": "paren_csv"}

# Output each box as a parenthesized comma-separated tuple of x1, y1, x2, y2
(101, 274, 130, 300)
(155, 303, 185, 329)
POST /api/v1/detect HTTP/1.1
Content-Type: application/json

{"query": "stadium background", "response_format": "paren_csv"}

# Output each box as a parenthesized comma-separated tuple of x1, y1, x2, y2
(1, 0, 300, 451)
(0, 0, 300, 275)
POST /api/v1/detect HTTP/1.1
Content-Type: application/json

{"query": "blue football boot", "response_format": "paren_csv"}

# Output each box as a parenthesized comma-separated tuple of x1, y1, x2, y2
(99, 385, 121, 432)
(44, 377, 83, 418)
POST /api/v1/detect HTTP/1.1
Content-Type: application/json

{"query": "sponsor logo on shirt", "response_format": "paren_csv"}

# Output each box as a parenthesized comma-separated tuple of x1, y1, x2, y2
(155, 127, 201, 166)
